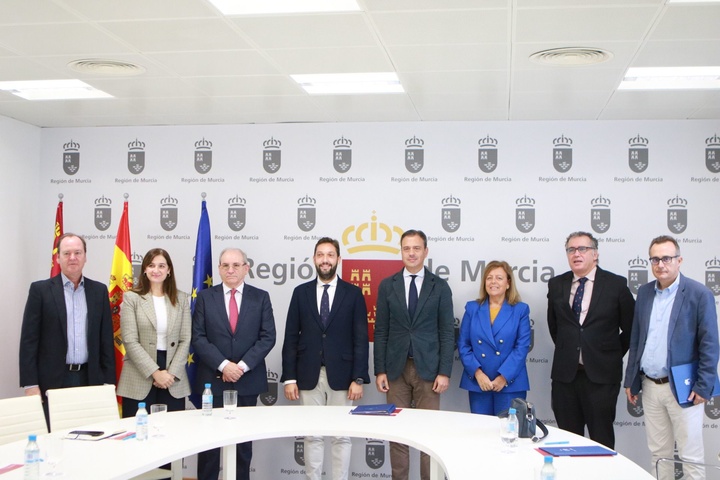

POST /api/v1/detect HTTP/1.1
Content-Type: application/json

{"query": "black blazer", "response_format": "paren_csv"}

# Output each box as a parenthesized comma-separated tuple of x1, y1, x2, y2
(19, 275, 115, 394)
(191, 283, 276, 396)
(374, 268, 455, 382)
(547, 266, 635, 384)
(281, 278, 369, 391)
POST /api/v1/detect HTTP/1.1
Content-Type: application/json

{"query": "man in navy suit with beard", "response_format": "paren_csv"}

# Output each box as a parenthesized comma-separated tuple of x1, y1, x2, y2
(192, 247, 276, 480)
(281, 237, 369, 480)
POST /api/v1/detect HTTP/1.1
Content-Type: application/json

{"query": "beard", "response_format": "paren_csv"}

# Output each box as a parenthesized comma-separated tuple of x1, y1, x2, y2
(316, 262, 338, 281)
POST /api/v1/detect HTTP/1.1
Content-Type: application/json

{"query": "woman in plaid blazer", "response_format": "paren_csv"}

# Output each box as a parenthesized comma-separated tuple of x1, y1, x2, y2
(117, 248, 191, 416)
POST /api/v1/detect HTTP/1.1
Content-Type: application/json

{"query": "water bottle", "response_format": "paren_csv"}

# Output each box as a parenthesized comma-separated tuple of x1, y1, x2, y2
(500, 407, 519, 451)
(24, 434, 40, 479)
(540, 455, 557, 480)
(202, 383, 213, 416)
(135, 402, 148, 441)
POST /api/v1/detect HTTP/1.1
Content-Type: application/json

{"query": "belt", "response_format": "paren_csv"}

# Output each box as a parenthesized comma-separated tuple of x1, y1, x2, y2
(67, 363, 87, 372)
(644, 374, 669, 385)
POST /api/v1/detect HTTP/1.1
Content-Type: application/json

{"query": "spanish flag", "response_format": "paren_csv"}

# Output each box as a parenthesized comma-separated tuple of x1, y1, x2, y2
(108, 200, 132, 387)
(50, 198, 63, 277)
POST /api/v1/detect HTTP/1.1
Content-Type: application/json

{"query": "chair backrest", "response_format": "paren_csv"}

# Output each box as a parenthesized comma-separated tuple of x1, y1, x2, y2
(0, 395, 48, 445)
(46, 385, 120, 432)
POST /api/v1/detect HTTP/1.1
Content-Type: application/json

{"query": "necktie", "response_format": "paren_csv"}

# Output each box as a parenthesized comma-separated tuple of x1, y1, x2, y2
(408, 275, 418, 319)
(408, 275, 418, 357)
(320, 284, 330, 327)
(229, 288, 238, 333)
(572, 277, 588, 321)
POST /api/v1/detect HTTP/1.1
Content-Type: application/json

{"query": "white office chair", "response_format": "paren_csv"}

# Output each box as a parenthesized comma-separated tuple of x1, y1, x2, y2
(46, 385, 174, 480)
(0, 395, 48, 445)
(46, 384, 120, 432)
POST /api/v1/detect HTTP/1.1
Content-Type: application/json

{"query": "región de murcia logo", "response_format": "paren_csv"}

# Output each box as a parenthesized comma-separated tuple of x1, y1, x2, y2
(63, 140, 80, 176)
(628, 134, 649, 173)
(160, 195, 179, 232)
(404, 135, 424, 173)
(94, 196, 112, 231)
(128, 139, 146, 175)
(590, 195, 611, 234)
(666, 195, 687, 234)
(478, 135, 498, 173)
(333, 136, 352, 173)
(341, 212, 404, 342)
(227, 195, 246, 232)
(552, 134, 573, 173)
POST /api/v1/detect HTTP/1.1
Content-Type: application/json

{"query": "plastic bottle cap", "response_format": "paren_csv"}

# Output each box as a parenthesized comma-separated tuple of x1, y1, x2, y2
(28, 435, 37, 441)
(544, 456, 553, 463)
(138, 402, 146, 408)
(205, 383, 211, 388)
(508, 408, 516, 414)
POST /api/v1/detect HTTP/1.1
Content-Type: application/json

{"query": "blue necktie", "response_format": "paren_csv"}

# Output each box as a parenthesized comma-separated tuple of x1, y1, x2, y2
(320, 284, 330, 327)
(408, 275, 418, 319)
(408, 275, 418, 358)
(572, 277, 588, 321)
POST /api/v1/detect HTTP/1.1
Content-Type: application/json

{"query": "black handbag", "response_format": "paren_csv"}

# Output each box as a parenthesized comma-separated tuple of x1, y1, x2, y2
(498, 398, 549, 442)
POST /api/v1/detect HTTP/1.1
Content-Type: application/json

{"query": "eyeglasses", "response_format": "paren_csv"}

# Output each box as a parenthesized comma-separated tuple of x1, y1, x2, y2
(565, 246, 596, 255)
(649, 255, 679, 265)
(219, 262, 247, 270)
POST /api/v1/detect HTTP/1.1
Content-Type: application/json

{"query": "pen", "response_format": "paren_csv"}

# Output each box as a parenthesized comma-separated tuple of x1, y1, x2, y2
(544, 441, 570, 445)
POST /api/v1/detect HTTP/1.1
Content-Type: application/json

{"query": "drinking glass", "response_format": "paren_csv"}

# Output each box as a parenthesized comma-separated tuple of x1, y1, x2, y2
(150, 403, 168, 438)
(223, 390, 237, 419)
(43, 433, 64, 477)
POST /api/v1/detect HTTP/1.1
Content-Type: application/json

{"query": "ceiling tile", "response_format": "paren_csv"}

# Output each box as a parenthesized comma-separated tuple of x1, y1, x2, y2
(147, 51, 280, 76)
(265, 46, 393, 74)
(231, 14, 376, 49)
(515, 6, 659, 43)
(99, 19, 252, 52)
(371, 10, 508, 45)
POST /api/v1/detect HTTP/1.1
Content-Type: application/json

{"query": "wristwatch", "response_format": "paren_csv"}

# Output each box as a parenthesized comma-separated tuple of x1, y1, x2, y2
(354, 378, 364, 385)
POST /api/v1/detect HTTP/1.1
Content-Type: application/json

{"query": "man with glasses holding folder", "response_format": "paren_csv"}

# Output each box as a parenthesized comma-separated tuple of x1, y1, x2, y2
(625, 235, 719, 480)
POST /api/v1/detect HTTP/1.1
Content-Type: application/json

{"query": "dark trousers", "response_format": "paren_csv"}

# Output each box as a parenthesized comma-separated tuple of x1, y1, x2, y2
(551, 369, 621, 449)
(121, 351, 185, 418)
(197, 393, 257, 480)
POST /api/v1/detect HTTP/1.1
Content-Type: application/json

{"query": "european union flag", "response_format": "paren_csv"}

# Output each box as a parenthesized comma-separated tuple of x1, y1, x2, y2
(188, 199, 213, 408)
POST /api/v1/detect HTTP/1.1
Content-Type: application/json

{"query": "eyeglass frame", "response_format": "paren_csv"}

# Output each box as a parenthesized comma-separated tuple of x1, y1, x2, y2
(565, 246, 597, 255)
(219, 262, 248, 270)
(649, 255, 680, 265)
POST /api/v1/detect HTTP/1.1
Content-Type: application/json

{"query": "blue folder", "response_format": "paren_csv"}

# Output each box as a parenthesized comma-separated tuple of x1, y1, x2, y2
(538, 445, 616, 457)
(670, 362, 720, 405)
(350, 403, 396, 415)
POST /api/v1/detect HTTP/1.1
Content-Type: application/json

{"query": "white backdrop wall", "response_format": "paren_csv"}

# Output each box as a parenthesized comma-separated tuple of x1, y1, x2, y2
(7, 119, 720, 477)
(0, 115, 41, 404)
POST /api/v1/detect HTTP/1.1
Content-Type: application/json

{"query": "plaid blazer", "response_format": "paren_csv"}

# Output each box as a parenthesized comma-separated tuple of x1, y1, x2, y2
(117, 290, 192, 400)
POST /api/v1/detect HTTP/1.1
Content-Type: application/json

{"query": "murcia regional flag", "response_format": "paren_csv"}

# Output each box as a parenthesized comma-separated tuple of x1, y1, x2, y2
(108, 200, 133, 388)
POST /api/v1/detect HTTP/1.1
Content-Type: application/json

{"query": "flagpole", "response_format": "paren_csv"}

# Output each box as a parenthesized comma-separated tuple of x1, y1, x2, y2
(50, 193, 64, 277)
(188, 192, 212, 408)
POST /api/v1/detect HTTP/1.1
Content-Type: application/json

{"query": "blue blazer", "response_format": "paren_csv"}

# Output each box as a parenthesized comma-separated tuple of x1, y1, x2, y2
(374, 268, 455, 382)
(457, 300, 531, 393)
(624, 274, 719, 404)
(280, 278, 369, 391)
(191, 283, 276, 397)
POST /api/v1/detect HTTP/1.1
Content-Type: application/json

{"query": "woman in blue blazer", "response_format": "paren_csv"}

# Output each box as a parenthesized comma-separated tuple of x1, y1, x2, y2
(458, 260, 531, 415)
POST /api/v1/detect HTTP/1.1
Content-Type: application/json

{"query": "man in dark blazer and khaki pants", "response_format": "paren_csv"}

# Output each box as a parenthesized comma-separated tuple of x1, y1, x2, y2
(19, 233, 115, 423)
(281, 237, 369, 480)
(192, 247, 276, 480)
(547, 231, 635, 449)
(374, 229, 454, 480)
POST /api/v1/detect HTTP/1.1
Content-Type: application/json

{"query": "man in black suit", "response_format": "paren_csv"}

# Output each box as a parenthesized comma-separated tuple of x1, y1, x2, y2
(374, 229, 454, 480)
(192, 247, 276, 480)
(547, 231, 634, 449)
(19, 233, 115, 421)
(281, 237, 369, 480)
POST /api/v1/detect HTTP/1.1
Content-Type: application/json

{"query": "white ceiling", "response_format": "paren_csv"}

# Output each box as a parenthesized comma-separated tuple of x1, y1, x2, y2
(0, 0, 718, 127)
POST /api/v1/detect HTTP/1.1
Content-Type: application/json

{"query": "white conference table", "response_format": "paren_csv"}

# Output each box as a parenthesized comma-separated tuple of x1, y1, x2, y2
(0, 406, 653, 480)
